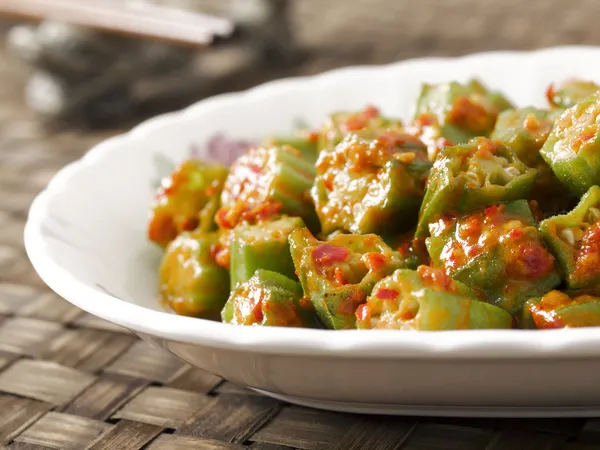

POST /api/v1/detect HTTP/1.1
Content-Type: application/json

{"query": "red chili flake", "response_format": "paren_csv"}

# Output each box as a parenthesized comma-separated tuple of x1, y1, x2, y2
(545, 84, 556, 106)
(417, 114, 435, 126)
(417, 265, 457, 292)
(215, 208, 234, 229)
(180, 217, 198, 232)
(312, 244, 349, 266)
(252, 302, 264, 323)
(484, 205, 499, 218)
(248, 163, 262, 174)
(363, 105, 380, 118)
(355, 303, 370, 322)
(397, 241, 411, 257)
(377, 288, 398, 300)
(344, 115, 367, 131)
(510, 244, 555, 279)
(307, 131, 320, 143)
(334, 267, 347, 285)
(364, 252, 387, 272)
(509, 228, 524, 240)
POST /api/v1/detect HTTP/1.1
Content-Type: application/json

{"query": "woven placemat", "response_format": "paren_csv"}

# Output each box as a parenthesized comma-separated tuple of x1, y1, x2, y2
(3, 2, 600, 448)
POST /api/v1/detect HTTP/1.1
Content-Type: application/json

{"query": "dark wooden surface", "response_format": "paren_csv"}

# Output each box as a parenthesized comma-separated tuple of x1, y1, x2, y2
(4, 1, 600, 448)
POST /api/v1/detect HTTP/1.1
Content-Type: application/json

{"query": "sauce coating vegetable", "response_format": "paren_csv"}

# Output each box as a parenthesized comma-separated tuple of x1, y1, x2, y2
(148, 76, 600, 330)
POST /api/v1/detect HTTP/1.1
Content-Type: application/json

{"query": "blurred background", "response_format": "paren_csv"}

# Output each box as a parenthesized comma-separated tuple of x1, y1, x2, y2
(1, 0, 600, 130)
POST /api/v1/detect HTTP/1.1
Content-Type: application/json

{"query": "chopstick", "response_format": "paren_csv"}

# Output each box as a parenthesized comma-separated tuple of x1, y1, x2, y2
(0, 0, 235, 46)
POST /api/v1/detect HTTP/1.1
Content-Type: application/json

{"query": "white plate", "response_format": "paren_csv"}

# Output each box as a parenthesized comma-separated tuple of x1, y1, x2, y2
(24, 46, 600, 417)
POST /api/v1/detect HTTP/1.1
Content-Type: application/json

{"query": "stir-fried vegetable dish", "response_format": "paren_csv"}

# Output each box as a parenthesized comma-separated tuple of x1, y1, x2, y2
(149, 78, 600, 330)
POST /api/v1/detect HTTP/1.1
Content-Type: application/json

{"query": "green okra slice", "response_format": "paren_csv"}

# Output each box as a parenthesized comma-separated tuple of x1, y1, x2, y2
(522, 290, 600, 329)
(229, 216, 305, 289)
(356, 266, 512, 330)
(547, 79, 600, 109)
(216, 145, 319, 231)
(159, 231, 230, 320)
(491, 106, 573, 215)
(263, 132, 319, 164)
(289, 228, 407, 329)
(149, 160, 228, 247)
(317, 105, 403, 152)
(221, 269, 318, 327)
(540, 91, 600, 196)
(540, 185, 600, 290)
(413, 78, 513, 143)
(416, 137, 537, 237)
(426, 200, 561, 316)
(311, 131, 431, 235)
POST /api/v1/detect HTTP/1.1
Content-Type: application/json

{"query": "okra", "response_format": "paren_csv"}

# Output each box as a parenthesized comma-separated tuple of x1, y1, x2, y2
(289, 228, 406, 329)
(221, 269, 318, 327)
(546, 79, 600, 109)
(159, 231, 230, 320)
(426, 200, 561, 316)
(356, 266, 512, 330)
(317, 105, 403, 151)
(229, 216, 305, 289)
(311, 131, 431, 235)
(540, 91, 600, 196)
(414, 78, 513, 142)
(540, 185, 600, 290)
(148, 160, 228, 247)
(217, 146, 319, 230)
(522, 290, 600, 329)
(491, 107, 574, 215)
(416, 137, 537, 237)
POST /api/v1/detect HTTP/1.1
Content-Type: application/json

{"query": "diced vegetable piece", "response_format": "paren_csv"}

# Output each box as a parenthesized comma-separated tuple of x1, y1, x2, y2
(229, 216, 305, 289)
(263, 132, 319, 164)
(416, 137, 537, 237)
(159, 231, 230, 319)
(540, 91, 600, 196)
(547, 79, 600, 109)
(221, 269, 318, 327)
(149, 160, 228, 247)
(492, 107, 562, 167)
(426, 201, 561, 315)
(311, 131, 430, 235)
(317, 105, 403, 151)
(356, 266, 512, 330)
(491, 107, 574, 215)
(540, 185, 600, 290)
(404, 113, 456, 162)
(522, 290, 600, 329)
(216, 146, 318, 230)
(289, 228, 407, 329)
(413, 78, 513, 146)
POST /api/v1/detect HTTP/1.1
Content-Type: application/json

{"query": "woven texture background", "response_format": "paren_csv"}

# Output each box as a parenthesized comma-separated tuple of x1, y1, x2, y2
(3, 1, 600, 448)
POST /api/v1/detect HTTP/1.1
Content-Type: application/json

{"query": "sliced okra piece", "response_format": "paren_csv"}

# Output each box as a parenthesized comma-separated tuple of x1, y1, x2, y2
(416, 137, 536, 237)
(159, 231, 230, 320)
(546, 79, 600, 109)
(540, 90, 600, 196)
(148, 160, 228, 247)
(426, 200, 561, 316)
(356, 266, 512, 330)
(311, 131, 431, 235)
(289, 228, 406, 329)
(540, 185, 600, 290)
(221, 269, 318, 327)
(217, 145, 318, 231)
(414, 78, 513, 142)
(229, 216, 305, 289)
(522, 290, 600, 329)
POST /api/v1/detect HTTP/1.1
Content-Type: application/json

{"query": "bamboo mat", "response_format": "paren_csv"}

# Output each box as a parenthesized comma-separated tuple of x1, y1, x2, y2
(3, 0, 600, 448)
